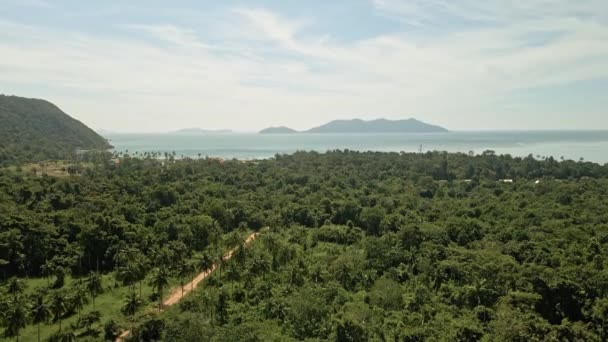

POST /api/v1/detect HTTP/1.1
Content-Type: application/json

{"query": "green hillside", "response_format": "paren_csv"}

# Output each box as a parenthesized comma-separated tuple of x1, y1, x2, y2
(0, 95, 111, 165)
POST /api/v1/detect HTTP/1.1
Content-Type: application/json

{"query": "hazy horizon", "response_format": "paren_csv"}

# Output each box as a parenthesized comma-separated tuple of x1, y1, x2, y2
(98, 125, 608, 135)
(2, 1, 607, 132)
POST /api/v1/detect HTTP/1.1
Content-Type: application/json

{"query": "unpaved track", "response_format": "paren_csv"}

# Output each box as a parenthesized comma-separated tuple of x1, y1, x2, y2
(116, 229, 265, 341)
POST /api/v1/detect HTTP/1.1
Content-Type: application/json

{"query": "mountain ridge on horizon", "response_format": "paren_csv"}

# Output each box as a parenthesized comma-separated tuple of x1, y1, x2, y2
(259, 118, 448, 134)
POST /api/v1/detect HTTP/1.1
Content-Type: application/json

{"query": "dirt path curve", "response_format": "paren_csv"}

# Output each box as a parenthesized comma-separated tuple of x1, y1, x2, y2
(116, 228, 266, 341)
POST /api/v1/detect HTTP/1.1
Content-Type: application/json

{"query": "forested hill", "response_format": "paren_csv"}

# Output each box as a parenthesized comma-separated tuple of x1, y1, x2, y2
(0, 95, 111, 165)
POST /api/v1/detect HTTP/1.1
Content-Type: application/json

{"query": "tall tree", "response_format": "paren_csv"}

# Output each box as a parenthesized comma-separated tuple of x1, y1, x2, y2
(216, 252, 225, 279)
(251, 256, 269, 280)
(262, 233, 280, 258)
(6, 278, 26, 298)
(116, 263, 138, 294)
(31, 295, 51, 342)
(225, 264, 241, 290)
(176, 260, 192, 297)
(227, 231, 243, 249)
(234, 244, 247, 267)
(70, 283, 89, 319)
(86, 272, 103, 309)
(122, 292, 142, 317)
(216, 290, 229, 325)
(133, 254, 149, 298)
(149, 267, 170, 312)
(3, 296, 29, 342)
(199, 254, 214, 275)
(188, 260, 197, 291)
(50, 291, 67, 332)
(40, 260, 54, 286)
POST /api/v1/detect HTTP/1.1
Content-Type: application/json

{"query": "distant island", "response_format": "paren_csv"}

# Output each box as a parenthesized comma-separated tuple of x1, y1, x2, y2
(259, 126, 298, 134)
(259, 118, 448, 134)
(173, 128, 233, 134)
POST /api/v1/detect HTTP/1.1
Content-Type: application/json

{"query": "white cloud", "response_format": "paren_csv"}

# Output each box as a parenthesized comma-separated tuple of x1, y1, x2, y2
(7, 0, 52, 9)
(0, 2, 607, 131)
(372, 0, 608, 26)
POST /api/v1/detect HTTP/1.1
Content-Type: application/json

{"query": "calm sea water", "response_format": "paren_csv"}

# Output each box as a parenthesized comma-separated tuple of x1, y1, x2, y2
(105, 131, 608, 164)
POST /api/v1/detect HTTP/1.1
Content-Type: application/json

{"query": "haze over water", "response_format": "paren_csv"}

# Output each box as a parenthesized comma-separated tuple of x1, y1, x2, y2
(106, 131, 608, 164)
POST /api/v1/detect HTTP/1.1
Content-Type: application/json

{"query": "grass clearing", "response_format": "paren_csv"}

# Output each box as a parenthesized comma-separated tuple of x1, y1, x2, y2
(5, 160, 95, 178)
(1, 231, 257, 341)
(1, 273, 179, 342)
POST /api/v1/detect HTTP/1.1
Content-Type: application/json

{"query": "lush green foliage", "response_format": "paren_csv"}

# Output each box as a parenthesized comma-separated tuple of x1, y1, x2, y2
(1, 150, 608, 341)
(0, 95, 111, 165)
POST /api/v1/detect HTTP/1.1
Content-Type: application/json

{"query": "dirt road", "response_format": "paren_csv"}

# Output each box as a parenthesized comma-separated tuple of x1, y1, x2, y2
(116, 229, 265, 341)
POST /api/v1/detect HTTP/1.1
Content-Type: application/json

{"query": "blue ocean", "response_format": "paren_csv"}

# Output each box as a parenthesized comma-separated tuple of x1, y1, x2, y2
(105, 131, 608, 164)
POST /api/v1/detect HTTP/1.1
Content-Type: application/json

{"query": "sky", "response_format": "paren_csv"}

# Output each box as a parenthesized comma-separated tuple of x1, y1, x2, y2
(1, 0, 607, 132)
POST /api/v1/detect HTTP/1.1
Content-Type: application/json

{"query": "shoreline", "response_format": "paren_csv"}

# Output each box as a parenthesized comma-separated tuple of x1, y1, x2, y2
(106, 148, 605, 164)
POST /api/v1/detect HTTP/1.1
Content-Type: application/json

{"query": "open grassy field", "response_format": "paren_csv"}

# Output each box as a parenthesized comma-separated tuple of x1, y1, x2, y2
(1, 273, 179, 342)
(4, 160, 95, 178)
(1, 230, 255, 341)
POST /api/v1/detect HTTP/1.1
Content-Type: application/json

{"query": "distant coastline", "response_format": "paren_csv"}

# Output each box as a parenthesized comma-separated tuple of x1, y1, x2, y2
(104, 130, 608, 164)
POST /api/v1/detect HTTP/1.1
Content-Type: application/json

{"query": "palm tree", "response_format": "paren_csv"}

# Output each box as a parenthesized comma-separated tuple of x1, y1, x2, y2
(242, 269, 255, 288)
(287, 266, 304, 288)
(6, 278, 26, 298)
(116, 263, 138, 294)
(262, 233, 280, 258)
(310, 267, 323, 284)
(80, 311, 101, 333)
(225, 264, 240, 290)
(41, 260, 54, 285)
(122, 292, 142, 316)
(234, 244, 247, 267)
(50, 291, 67, 331)
(133, 254, 149, 298)
(4, 296, 29, 341)
(149, 267, 170, 311)
(216, 291, 229, 325)
(58, 330, 76, 342)
(115, 247, 142, 291)
(32, 295, 51, 342)
(335, 263, 352, 289)
(227, 231, 243, 249)
(86, 272, 103, 308)
(176, 260, 191, 297)
(151, 247, 174, 270)
(251, 256, 269, 280)
(216, 252, 225, 278)
(200, 291, 214, 319)
(199, 253, 214, 275)
(70, 283, 89, 319)
(188, 260, 197, 291)
(52, 267, 66, 289)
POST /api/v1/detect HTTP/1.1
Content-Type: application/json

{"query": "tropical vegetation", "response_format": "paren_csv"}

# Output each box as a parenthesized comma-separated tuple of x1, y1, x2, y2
(1, 150, 608, 341)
